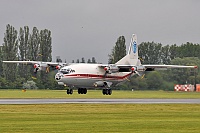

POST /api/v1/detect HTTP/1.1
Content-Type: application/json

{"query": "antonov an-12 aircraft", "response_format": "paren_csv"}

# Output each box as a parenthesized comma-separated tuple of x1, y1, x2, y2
(3, 34, 197, 95)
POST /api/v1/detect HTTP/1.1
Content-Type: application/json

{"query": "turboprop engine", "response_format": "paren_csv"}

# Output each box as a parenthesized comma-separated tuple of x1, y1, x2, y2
(131, 66, 145, 72)
(33, 64, 41, 73)
(104, 64, 119, 74)
(131, 66, 146, 76)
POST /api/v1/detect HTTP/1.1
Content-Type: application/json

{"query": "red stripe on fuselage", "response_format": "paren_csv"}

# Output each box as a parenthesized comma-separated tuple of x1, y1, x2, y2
(63, 73, 132, 80)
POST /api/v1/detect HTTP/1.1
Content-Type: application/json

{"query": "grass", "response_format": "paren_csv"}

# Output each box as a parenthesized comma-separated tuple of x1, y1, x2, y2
(0, 90, 200, 132)
(0, 104, 200, 133)
(0, 89, 200, 99)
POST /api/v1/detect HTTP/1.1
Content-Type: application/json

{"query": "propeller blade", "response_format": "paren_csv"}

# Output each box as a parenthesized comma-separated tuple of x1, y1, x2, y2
(34, 68, 39, 74)
(141, 74, 145, 79)
(134, 71, 141, 76)
(103, 71, 108, 78)
(46, 66, 50, 73)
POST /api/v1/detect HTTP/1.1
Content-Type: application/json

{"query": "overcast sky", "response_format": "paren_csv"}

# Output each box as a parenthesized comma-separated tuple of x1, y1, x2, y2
(0, 0, 200, 63)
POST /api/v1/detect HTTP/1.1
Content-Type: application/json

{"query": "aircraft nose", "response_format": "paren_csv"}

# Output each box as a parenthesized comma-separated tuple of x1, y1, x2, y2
(55, 73, 63, 80)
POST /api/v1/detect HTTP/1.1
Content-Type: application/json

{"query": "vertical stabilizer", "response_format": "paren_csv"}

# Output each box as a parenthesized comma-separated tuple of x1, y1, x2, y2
(116, 34, 140, 65)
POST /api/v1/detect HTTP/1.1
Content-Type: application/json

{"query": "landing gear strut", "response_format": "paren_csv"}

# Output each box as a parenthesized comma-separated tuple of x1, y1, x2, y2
(78, 88, 87, 94)
(102, 88, 112, 95)
(66, 89, 73, 95)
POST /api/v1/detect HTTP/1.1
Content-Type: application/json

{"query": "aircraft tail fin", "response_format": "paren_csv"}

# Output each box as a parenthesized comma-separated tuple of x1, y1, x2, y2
(116, 34, 140, 65)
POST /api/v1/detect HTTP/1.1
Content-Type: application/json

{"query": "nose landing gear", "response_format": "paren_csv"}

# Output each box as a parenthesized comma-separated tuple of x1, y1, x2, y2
(66, 89, 73, 95)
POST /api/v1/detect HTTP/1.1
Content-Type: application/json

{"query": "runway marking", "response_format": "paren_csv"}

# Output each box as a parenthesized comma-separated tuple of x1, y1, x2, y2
(0, 99, 200, 104)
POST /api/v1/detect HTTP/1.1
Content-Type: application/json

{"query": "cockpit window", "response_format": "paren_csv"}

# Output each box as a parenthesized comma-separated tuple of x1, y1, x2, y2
(60, 68, 75, 74)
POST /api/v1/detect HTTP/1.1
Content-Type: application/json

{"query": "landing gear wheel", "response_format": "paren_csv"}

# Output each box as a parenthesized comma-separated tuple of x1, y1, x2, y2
(102, 88, 112, 95)
(78, 88, 81, 94)
(83, 88, 87, 94)
(67, 89, 73, 95)
(108, 89, 112, 95)
(78, 88, 87, 94)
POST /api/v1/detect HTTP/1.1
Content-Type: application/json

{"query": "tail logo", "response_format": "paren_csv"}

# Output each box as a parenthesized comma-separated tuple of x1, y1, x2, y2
(132, 41, 137, 53)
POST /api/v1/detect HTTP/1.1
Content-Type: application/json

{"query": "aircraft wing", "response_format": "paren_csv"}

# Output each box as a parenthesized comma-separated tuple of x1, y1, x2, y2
(99, 64, 197, 72)
(143, 64, 198, 71)
(3, 61, 67, 67)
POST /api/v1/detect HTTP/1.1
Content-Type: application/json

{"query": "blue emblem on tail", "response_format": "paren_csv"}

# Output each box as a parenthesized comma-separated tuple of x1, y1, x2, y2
(132, 41, 137, 53)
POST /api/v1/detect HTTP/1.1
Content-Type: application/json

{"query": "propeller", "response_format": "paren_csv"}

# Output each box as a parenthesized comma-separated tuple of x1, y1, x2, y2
(103, 67, 110, 78)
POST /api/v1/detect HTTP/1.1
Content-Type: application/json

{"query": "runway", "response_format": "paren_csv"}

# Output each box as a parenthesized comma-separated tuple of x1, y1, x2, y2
(0, 98, 200, 104)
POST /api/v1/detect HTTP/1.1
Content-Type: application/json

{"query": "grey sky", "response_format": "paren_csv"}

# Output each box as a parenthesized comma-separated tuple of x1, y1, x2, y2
(0, 0, 200, 63)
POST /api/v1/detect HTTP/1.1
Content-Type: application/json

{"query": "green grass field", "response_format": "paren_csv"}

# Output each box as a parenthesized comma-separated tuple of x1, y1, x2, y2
(0, 90, 200, 133)
(0, 104, 200, 133)
(0, 89, 200, 99)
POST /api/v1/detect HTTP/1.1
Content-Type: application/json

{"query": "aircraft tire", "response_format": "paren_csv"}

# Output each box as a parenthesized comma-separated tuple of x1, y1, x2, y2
(67, 89, 73, 95)
(78, 88, 81, 94)
(78, 88, 87, 94)
(108, 89, 112, 95)
(84, 88, 87, 94)
(70, 89, 73, 94)
(67, 89, 70, 94)
(102, 89, 106, 95)
(102, 88, 110, 95)
(102, 88, 112, 95)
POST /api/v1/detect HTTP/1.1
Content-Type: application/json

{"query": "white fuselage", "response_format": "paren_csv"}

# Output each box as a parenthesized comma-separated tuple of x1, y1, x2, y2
(55, 63, 133, 88)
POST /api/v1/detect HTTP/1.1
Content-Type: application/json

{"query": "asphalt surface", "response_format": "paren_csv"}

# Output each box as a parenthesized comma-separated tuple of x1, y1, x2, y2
(0, 98, 200, 104)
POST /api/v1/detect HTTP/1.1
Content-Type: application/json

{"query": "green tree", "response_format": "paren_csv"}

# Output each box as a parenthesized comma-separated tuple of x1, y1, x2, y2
(23, 80, 38, 89)
(18, 26, 30, 79)
(146, 71, 163, 90)
(2, 24, 18, 82)
(0, 46, 3, 76)
(166, 57, 200, 84)
(29, 27, 40, 61)
(108, 36, 126, 64)
(91, 57, 96, 63)
(81, 57, 85, 63)
(169, 44, 178, 60)
(76, 59, 80, 63)
(87, 59, 91, 63)
(129, 75, 148, 90)
(39, 29, 52, 62)
(138, 42, 162, 64)
(39, 29, 52, 88)
(161, 45, 170, 64)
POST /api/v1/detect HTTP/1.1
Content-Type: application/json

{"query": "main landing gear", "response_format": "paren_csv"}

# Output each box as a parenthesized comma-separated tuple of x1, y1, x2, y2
(66, 88, 112, 95)
(78, 88, 87, 94)
(66, 88, 87, 95)
(102, 88, 112, 95)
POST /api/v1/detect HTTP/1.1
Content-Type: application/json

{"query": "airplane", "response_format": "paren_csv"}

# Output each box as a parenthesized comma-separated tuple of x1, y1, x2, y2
(3, 34, 198, 95)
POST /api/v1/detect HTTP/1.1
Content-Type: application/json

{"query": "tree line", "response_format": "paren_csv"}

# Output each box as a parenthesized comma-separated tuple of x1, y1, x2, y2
(72, 57, 96, 63)
(0, 24, 56, 89)
(109, 37, 200, 90)
(1, 25, 200, 90)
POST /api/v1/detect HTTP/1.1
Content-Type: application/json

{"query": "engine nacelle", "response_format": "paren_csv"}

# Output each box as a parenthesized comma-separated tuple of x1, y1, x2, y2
(56, 65, 61, 70)
(136, 66, 146, 71)
(34, 64, 40, 69)
(33, 63, 41, 73)
(94, 81, 107, 87)
(131, 66, 145, 72)
(104, 64, 119, 73)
